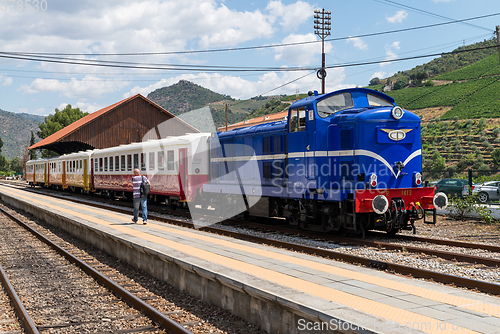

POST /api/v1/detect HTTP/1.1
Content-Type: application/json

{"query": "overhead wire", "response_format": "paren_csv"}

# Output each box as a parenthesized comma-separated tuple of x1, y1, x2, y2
(373, 0, 491, 32)
(2, 12, 499, 57)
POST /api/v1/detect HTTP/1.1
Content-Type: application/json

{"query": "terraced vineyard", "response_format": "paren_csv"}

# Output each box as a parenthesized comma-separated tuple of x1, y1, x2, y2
(385, 54, 500, 121)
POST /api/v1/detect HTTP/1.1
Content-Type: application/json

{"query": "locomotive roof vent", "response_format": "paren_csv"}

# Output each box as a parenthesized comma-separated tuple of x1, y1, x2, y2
(391, 106, 404, 120)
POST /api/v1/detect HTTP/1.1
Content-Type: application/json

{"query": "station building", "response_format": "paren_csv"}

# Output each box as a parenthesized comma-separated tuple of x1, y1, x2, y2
(29, 94, 199, 155)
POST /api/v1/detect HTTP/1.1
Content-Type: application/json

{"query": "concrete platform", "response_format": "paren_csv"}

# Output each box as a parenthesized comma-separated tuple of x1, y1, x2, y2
(1, 185, 500, 334)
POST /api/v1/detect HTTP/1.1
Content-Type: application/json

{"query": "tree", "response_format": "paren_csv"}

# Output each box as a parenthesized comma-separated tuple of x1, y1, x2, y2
(492, 148, 500, 165)
(393, 80, 406, 90)
(37, 105, 88, 139)
(369, 77, 380, 86)
(29, 131, 37, 160)
(430, 151, 446, 172)
(0, 136, 3, 155)
(0, 155, 7, 172)
(10, 157, 23, 174)
(37, 105, 88, 157)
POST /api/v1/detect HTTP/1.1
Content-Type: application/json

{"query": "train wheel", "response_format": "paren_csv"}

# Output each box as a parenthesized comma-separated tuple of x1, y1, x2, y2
(387, 227, 400, 236)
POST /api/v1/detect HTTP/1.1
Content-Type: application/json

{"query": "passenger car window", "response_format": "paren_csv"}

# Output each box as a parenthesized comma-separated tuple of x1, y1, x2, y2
(167, 150, 175, 170)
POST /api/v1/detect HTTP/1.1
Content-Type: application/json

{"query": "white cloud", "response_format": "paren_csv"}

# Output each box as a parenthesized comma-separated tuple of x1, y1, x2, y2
(20, 76, 130, 99)
(124, 69, 353, 101)
(386, 10, 408, 23)
(0, 75, 13, 86)
(371, 71, 386, 80)
(381, 41, 400, 67)
(266, 1, 314, 31)
(274, 33, 331, 66)
(346, 37, 368, 50)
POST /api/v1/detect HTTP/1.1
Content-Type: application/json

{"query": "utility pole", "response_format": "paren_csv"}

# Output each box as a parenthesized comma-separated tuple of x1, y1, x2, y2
(225, 104, 228, 132)
(314, 8, 331, 94)
(496, 25, 500, 65)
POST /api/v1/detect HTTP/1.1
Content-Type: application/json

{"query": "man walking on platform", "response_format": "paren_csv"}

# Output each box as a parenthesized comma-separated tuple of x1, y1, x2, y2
(131, 168, 150, 225)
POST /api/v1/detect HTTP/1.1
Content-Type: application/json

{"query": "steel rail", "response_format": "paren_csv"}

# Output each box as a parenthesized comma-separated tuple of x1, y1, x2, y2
(369, 230, 500, 252)
(222, 221, 500, 268)
(0, 264, 40, 334)
(5, 183, 500, 295)
(0, 206, 193, 334)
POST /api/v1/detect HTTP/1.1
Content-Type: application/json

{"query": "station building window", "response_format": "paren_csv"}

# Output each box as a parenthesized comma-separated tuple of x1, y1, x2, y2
(99, 158, 103, 172)
(115, 156, 120, 171)
(109, 157, 113, 171)
(104, 157, 108, 172)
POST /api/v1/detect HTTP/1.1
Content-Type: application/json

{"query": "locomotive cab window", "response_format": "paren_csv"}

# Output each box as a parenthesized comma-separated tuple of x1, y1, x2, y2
(367, 93, 393, 107)
(298, 107, 306, 131)
(317, 92, 353, 118)
(289, 109, 298, 132)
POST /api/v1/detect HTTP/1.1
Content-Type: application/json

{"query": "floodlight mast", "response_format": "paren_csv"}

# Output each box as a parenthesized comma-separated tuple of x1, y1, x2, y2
(314, 8, 331, 94)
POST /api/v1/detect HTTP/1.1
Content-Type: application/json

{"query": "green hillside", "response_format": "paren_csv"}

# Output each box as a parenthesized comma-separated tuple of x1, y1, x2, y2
(0, 109, 44, 159)
(147, 80, 283, 129)
(385, 38, 498, 84)
(385, 53, 500, 120)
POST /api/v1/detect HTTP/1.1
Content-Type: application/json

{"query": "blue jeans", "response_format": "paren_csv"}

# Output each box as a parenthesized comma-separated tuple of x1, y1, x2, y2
(133, 196, 147, 222)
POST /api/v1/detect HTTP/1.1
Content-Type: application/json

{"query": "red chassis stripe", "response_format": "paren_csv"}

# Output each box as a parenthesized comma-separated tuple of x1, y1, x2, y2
(355, 187, 435, 213)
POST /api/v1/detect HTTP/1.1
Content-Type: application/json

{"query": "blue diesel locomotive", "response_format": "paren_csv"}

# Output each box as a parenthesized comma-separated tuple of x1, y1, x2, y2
(203, 88, 447, 235)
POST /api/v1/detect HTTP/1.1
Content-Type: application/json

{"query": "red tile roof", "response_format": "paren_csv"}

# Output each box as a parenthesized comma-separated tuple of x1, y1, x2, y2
(29, 94, 198, 150)
(218, 110, 288, 132)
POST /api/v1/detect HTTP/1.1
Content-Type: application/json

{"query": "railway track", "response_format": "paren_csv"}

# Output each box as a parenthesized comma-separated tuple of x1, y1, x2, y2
(0, 206, 191, 334)
(3, 181, 500, 296)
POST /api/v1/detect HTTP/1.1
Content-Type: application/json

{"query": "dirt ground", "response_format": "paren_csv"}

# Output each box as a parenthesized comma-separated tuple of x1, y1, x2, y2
(402, 214, 500, 244)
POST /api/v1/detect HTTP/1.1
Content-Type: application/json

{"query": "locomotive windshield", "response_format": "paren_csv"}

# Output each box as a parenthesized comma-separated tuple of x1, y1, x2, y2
(317, 92, 353, 118)
(367, 93, 394, 107)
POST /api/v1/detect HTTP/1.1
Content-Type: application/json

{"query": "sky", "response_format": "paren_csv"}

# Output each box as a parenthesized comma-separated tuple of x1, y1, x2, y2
(0, 0, 499, 116)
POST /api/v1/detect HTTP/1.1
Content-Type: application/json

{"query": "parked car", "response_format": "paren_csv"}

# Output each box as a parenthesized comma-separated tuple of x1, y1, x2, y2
(467, 181, 500, 203)
(434, 178, 469, 199)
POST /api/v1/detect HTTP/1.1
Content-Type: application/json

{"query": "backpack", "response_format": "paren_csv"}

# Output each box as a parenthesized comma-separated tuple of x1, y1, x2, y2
(140, 176, 150, 197)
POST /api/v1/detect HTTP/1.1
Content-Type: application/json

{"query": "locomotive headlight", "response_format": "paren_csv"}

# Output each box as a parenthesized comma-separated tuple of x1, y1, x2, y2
(391, 106, 404, 120)
(372, 195, 389, 214)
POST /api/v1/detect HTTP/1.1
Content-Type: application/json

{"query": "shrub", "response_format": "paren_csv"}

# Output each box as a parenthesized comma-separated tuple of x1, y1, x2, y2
(492, 148, 500, 165)
(449, 194, 496, 223)
(493, 126, 500, 137)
